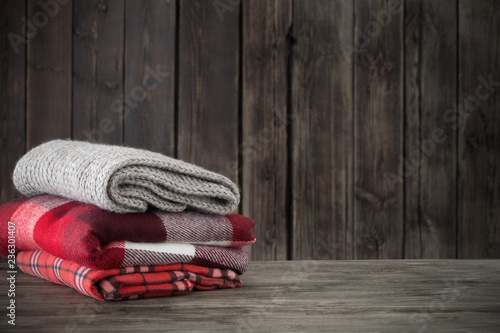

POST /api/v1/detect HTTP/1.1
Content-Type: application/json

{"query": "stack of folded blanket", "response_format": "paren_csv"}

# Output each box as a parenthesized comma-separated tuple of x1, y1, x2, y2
(0, 140, 256, 301)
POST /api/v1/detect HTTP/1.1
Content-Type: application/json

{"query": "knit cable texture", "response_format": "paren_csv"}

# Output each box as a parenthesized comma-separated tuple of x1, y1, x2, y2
(13, 140, 240, 214)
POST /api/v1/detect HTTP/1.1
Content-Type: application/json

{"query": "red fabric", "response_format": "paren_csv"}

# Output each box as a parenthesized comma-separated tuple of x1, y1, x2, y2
(17, 250, 242, 301)
(0, 195, 255, 273)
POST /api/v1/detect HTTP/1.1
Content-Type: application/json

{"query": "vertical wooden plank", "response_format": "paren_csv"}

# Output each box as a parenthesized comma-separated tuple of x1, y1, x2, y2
(124, 0, 176, 155)
(26, 0, 72, 148)
(458, 0, 500, 258)
(354, 0, 403, 259)
(242, 1, 292, 260)
(0, 0, 26, 205)
(292, 0, 353, 260)
(404, 0, 422, 259)
(177, 0, 239, 183)
(73, 0, 124, 144)
(404, 0, 457, 258)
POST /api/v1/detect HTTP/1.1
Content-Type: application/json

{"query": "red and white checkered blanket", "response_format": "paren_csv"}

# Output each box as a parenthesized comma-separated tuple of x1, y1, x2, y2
(1, 195, 255, 274)
(17, 250, 242, 301)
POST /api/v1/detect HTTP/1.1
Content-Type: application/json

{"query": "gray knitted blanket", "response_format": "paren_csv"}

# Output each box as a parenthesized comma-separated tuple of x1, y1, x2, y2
(13, 140, 240, 214)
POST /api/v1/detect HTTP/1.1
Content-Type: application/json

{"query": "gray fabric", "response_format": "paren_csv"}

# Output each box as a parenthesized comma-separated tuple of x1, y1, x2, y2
(13, 140, 240, 214)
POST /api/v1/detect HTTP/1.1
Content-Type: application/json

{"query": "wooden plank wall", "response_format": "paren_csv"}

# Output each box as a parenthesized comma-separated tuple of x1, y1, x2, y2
(458, 0, 500, 258)
(405, 0, 458, 259)
(0, 0, 499, 260)
(291, 0, 353, 260)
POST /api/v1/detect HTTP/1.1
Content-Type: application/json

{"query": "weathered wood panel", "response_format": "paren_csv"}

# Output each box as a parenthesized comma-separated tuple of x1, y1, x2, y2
(177, 0, 240, 183)
(0, 0, 25, 205)
(292, 0, 354, 260)
(458, 0, 500, 258)
(404, 0, 457, 258)
(242, 0, 292, 260)
(73, 0, 124, 144)
(2, 260, 500, 332)
(123, 0, 176, 155)
(26, 0, 72, 149)
(354, 0, 404, 259)
(1, 0, 500, 261)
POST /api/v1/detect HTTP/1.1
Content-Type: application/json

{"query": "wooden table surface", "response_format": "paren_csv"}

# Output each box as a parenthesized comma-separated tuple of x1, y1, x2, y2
(1, 260, 499, 332)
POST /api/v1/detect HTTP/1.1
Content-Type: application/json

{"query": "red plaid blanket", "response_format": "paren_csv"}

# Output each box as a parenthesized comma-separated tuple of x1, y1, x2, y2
(17, 250, 242, 301)
(0, 195, 254, 274)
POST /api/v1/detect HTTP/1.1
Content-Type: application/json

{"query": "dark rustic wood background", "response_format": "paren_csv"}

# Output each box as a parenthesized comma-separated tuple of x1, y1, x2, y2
(1, 0, 499, 261)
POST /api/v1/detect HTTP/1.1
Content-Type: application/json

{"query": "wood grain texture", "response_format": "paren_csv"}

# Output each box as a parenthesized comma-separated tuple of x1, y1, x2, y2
(404, 0, 457, 258)
(73, 0, 124, 145)
(458, 0, 500, 258)
(0, 0, 25, 205)
(177, 0, 240, 183)
(242, 0, 292, 260)
(354, 0, 404, 259)
(1, 0, 500, 261)
(1, 260, 499, 332)
(26, 0, 72, 149)
(123, 0, 176, 155)
(292, 0, 354, 260)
